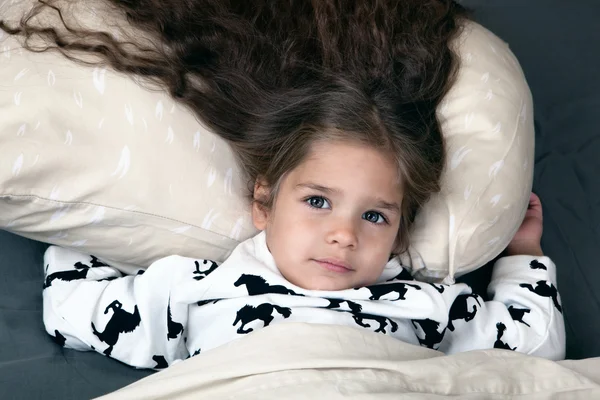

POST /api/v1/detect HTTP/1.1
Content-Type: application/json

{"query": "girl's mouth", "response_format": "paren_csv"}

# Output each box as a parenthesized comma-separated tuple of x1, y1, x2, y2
(314, 259, 353, 273)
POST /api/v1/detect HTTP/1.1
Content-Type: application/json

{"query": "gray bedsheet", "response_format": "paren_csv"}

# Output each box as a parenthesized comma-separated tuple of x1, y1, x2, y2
(0, 230, 152, 399)
(461, 0, 600, 361)
(0, 0, 598, 398)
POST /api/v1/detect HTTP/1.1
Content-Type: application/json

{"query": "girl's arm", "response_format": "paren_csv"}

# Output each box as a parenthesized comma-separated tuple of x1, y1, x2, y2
(440, 254, 565, 360)
(42, 246, 201, 370)
(440, 193, 565, 360)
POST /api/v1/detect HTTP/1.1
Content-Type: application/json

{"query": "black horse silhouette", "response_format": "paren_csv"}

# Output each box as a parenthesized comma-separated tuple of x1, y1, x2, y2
(412, 318, 446, 349)
(91, 300, 141, 356)
(358, 282, 422, 301)
(167, 298, 184, 340)
(234, 274, 304, 296)
(196, 299, 221, 306)
(84, 256, 108, 269)
(152, 355, 168, 369)
(508, 305, 531, 327)
(193, 260, 219, 281)
(233, 303, 292, 334)
(98, 276, 119, 283)
(519, 281, 562, 313)
(44, 256, 111, 289)
(447, 294, 482, 331)
(324, 298, 363, 314)
(386, 269, 414, 282)
(429, 283, 446, 293)
(352, 313, 398, 334)
(494, 322, 516, 351)
(529, 260, 547, 270)
(51, 329, 66, 347)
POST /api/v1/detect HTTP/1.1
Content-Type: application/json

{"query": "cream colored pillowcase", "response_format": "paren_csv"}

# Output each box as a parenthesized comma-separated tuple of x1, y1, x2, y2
(401, 21, 535, 282)
(0, 16, 533, 280)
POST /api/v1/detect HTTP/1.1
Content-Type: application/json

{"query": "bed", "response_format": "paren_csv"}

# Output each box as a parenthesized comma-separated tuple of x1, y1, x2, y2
(1, 0, 599, 398)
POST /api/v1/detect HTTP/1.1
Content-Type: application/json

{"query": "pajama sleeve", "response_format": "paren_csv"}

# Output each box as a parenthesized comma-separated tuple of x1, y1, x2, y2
(42, 246, 201, 370)
(440, 255, 566, 360)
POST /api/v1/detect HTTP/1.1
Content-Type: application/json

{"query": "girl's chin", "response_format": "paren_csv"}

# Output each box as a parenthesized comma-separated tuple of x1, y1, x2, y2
(297, 277, 354, 292)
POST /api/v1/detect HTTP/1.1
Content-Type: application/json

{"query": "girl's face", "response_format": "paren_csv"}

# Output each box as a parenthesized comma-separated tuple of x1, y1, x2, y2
(252, 140, 404, 291)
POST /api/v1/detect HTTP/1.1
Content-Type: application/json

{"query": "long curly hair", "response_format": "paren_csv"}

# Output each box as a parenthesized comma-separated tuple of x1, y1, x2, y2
(1, 0, 470, 253)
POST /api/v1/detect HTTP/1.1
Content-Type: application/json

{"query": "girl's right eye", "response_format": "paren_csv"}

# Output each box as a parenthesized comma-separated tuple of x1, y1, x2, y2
(306, 196, 331, 209)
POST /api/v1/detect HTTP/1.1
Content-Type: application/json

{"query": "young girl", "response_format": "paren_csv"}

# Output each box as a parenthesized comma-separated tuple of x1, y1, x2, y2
(3, 0, 565, 368)
(42, 135, 565, 370)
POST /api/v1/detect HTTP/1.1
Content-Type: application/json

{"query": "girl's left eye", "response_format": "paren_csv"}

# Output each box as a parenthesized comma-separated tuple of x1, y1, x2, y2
(306, 196, 331, 209)
(363, 211, 387, 224)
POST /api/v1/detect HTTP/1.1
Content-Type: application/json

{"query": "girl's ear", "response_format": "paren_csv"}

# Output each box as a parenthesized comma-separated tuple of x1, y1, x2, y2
(252, 179, 270, 231)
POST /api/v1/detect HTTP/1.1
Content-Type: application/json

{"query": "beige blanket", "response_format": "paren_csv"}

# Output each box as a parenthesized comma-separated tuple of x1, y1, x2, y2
(98, 323, 600, 399)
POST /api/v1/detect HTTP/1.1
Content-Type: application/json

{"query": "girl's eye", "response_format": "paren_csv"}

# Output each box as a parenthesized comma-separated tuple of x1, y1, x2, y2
(363, 211, 387, 224)
(306, 196, 331, 209)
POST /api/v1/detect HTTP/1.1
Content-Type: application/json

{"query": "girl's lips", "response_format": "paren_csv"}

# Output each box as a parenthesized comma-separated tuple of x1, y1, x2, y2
(314, 259, 353, 273)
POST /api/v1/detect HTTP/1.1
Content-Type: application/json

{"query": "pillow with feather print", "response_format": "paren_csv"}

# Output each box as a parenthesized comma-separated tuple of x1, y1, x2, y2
(0, 19, 533, 281)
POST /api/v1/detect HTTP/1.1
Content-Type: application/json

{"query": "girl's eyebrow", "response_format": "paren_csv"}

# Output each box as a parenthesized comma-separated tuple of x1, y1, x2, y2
(295, 182, 340, 194)
(374, 199, 400, 214)
(295, 182, 401, 214)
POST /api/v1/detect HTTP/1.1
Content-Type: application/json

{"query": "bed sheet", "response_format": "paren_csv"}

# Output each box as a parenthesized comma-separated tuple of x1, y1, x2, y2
(0, 230, 152, 399)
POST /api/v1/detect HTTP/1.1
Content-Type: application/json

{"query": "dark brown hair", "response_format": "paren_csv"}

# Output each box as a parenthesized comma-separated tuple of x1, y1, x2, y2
(1, 0, 469, 254)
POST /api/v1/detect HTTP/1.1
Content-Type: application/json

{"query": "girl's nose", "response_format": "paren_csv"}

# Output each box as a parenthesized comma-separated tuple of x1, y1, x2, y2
(325, 218, 358, 249)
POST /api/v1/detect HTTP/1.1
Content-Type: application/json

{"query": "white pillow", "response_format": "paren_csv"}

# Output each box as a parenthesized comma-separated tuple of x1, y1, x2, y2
(0, 8, 534, 280)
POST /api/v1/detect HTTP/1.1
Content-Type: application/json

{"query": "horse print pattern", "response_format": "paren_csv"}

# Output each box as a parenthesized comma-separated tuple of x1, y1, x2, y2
(44, 256, 112, 289)
(494, 322, 516, 351)
(358, 282, 422, 301)
(429, 283, 446, 294)
(91, 300, 141, 356)
(519, 281, 562, 313)
(193, 260, 219, 281)
(529, 260, 547, 270)
(191, 348, 202, 357)
(324, 298, 363, 314)
(152, 355, 169, 369)
(42, 234, 564, 369)
(352, 313, 398, 334)
(233, 303, 292, 334)
(508, 305, 531, 327)
(196, 299, 221, 306)
(51, 329, 67, 347)
(167, 298, 184, 340)
(412, 318, 446, 350)
(234, 274, 304, 296)
(448, 294, 482, 331)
